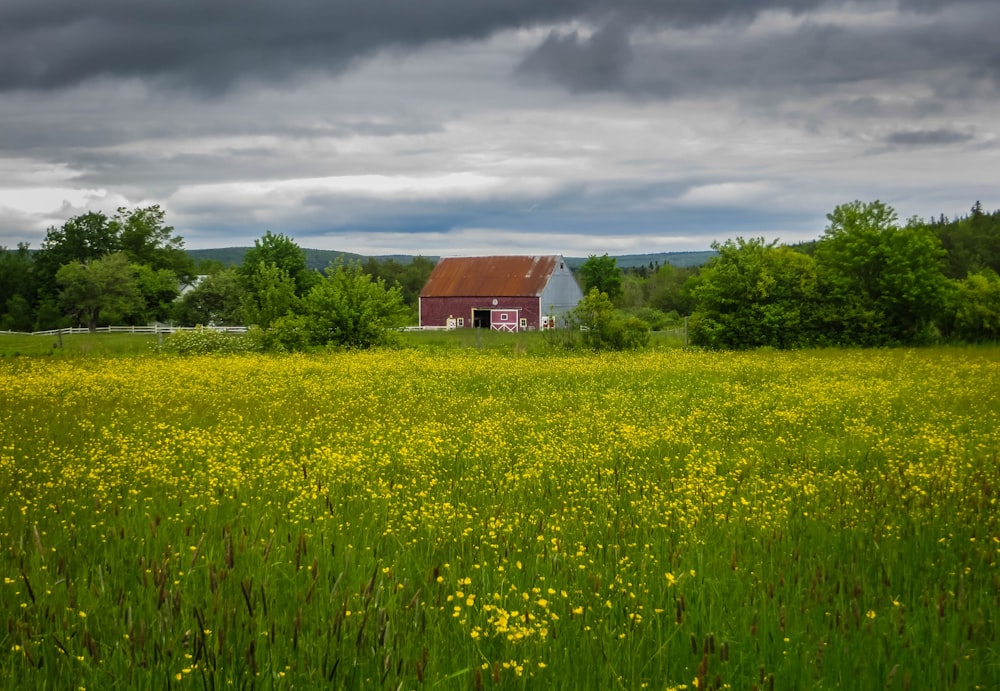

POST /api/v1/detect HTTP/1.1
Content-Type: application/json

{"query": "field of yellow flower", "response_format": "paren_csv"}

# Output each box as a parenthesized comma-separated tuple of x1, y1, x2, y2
(1, 347, 998, 689)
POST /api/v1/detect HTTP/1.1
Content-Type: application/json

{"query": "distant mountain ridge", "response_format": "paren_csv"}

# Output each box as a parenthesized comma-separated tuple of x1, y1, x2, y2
(186, 248, 716, 271)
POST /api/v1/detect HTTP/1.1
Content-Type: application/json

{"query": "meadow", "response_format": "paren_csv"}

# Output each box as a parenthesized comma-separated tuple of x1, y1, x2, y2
(0, 346, 997, 689)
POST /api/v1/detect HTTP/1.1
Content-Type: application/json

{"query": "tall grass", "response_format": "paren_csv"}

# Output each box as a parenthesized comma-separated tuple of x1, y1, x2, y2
(1, 348, 997, 689)
(0, 332, 159, 358)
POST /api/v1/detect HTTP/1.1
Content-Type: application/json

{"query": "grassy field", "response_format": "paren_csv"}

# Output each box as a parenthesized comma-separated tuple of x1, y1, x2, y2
(0, 332, 162, 358)
(1, 347, 998, 689)
(0, 328, 688, 358)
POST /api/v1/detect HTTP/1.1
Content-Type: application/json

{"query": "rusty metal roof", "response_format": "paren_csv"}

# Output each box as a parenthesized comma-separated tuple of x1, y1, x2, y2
(420, 255, 561, 298)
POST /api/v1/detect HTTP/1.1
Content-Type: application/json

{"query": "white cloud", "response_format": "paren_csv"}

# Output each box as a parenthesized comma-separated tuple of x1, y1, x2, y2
(675, 182, 775, 207)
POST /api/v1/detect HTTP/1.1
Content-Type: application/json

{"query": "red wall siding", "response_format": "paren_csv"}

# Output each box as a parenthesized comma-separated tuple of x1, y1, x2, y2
(420, 297, 541, 328)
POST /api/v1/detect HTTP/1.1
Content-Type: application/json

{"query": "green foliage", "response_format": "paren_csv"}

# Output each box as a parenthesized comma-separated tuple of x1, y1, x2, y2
(25, 206, 193, 328)
(815, 201, 949, 345)
(173, 268, 245, 326)
(114, 205, 194, 280)
(645, 262, 697, 314)
(239, 262, 299, 329)
(248, 314, 313, 353)
(131, 264, 181, 323)
(577, 254, 623, 302)
(625, 306, 680, 331)
(690, 238, 820, 349)
(948, 269, 1000, 342)
(568, 288, 650, 350)
(0, 244, 37, 329)
(34, 211, 119, 297)
(297, 260, 406, 348)
(932, 201, 1000, 278)
(238, 231, 318, 297)
(157, 328, 260, 355)
(361, 256, 435, 304)
(55, 253, 144, 332)
(1, 294, 34, 332)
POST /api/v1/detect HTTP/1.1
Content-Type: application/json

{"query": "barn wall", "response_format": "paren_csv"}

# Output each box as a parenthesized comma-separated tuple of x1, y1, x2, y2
(420, 297, 541, 328)
(539, 258, 584, 324)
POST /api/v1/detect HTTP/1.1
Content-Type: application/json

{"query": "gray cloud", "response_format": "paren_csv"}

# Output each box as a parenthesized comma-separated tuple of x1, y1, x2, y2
(520, 3, 1000, 106)
(0, 0, 849, 93)
(883, 128, 977, 147)
(517, 23, 634, 92)
(2, 0, 1000, 256)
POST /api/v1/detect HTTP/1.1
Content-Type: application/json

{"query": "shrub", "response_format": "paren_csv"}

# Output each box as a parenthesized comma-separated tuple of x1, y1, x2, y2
(157, 328, 260, 355)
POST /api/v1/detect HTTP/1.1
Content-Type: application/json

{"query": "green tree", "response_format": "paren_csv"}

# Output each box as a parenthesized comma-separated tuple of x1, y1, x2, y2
(361, 255, 435, 323)
(1, 294, 34, 332)
(689, 238, 820, 349)
(55, 253, 143, 332)
(947, 269, 1000, 342)
(173, 268, 245, 326)
(0, 244, 37, 330)
(568, 288, 650, 351)
(240, 262, 298, 328)
(114, 205, 194, 280)
(32, 206, 193, 319)
(298, 260, 406, 348)
(932, 202, 1000, 279)
(577, 254, 623, 302)
(34, 211, 119, 298)
(239, 231, 318, 297)
(646, 263, 697, 315)
(814, 201, 949, 345)
(132, 265, 183, 324)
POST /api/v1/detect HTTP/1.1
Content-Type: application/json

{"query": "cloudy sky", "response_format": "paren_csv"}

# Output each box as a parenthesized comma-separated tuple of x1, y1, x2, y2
(1, 0, 997, 256)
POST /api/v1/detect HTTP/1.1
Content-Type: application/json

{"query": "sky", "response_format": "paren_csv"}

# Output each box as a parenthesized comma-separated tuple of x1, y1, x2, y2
(0, 0, 997, 257)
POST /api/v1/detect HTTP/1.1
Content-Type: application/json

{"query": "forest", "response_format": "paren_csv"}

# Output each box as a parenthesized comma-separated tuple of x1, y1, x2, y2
(1, 200, 999, 348)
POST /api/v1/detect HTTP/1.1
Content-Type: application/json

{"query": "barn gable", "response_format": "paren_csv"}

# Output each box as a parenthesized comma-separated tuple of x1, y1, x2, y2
(419, 255, 582, 330)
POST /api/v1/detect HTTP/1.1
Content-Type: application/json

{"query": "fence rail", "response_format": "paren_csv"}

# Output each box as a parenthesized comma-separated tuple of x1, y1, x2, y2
(0, 325, 248, 337)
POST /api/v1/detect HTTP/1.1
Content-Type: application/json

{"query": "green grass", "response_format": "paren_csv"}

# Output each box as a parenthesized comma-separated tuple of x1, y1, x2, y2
(0, 347, 997, 689)
(395, 328, 686, 353)
(0, 332, 160, 358)
(0, 328, 686, 359)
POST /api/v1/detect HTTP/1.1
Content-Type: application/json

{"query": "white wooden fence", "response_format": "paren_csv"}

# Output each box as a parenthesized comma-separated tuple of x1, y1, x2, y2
(0, 325, 248, 337)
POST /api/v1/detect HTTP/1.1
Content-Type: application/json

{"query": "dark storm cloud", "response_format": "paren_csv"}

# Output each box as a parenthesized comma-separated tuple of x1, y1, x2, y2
(519, 1, 1000, 103)
(517, 23, 634, 92)
(0, 0, 847, 92)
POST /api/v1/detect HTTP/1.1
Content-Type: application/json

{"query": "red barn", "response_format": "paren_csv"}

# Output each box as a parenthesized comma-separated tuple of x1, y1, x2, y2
(419, 255, 583, 331)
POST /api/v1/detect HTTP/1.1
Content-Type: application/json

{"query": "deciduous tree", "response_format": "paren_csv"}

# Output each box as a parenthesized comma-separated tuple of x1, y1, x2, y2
(240, 262, 298, 328)
(56, 253, 143, 332)
(815, 201, 949, 345)
(114, 205, 194, 280)
(239, 231, 317, 297)
(568, 288, 650, 351)
(298, 260, 406, 348)
(689, 238, 820, 349)
(173, 268, 245, 326)
(948, 269, 1000, 342)
(578, 254, 623, 302)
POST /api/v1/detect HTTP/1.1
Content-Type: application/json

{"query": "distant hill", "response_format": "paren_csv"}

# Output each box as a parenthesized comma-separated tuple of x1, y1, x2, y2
(563, 251, 716, 270)
(187, 248, 716, 271)
(188, 247, 372, 272)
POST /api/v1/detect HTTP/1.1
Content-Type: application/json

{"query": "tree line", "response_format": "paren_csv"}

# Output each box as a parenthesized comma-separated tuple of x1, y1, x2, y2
(3, 199, 999, 349)
(0, 212, 430, 349)
(574, 200, 1000, 348)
